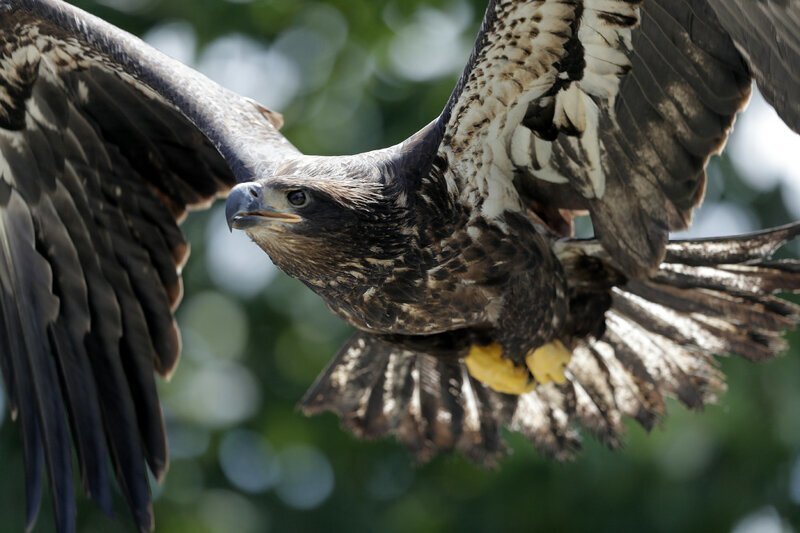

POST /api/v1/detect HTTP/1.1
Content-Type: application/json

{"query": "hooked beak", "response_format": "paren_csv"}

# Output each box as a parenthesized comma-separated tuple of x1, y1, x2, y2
(225, 182, 302, 231)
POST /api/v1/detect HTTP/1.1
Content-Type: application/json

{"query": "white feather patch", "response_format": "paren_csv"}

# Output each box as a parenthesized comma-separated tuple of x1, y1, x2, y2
(531, 0, 640, 197)
(443, 0, 577, 218)
(510, 125, 533, 169)
(554, 83, 587, 133)
(441, 0, 641, 211)
(579, 93, 605, 198)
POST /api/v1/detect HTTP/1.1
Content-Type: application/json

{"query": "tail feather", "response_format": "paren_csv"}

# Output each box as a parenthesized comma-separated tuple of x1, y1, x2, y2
(621, 282, 797, 358)
(301, 334, 515, 465)
(301, 224, 800, 464)
(605, 310, 722, 409)
(627, 280, 798, 330)
(664, 222, 800, 264)
(562, 345, 626, 446)
(653, 262, 800, 297)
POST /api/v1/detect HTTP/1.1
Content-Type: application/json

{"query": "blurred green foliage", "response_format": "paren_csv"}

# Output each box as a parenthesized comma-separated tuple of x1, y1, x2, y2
(1, 1, 800, 532)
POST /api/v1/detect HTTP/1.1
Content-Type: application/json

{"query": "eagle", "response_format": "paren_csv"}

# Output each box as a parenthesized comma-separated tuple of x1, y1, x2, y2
(0, 0, 799, 531)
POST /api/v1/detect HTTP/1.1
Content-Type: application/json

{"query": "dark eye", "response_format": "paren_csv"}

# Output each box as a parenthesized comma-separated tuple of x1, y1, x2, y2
(287, 189, 308, 207)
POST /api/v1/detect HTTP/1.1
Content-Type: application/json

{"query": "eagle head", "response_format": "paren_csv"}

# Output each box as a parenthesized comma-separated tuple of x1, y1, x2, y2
(225, 155, 411, 289)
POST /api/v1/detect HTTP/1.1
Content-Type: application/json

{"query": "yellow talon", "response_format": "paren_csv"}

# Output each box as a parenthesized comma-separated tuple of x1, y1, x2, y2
(464, 342, 535, 395)
(525, 340, 571, 385)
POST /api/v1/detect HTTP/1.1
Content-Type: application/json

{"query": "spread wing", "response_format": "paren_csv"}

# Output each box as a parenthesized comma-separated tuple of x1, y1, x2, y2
(437, 0, 797, 276)
(0, 1, 298, 531)
(708, 0, 800, 132)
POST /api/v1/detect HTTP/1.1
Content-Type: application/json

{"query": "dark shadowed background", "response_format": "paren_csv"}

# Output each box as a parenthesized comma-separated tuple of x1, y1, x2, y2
(2, 0, 800, 531)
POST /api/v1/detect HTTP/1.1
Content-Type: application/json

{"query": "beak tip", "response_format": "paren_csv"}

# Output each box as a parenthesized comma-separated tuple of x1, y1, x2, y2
(225, 182, 255, 232)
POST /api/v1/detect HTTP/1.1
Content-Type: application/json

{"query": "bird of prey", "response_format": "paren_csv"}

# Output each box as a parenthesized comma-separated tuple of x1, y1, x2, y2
(0, 0, 799, 531)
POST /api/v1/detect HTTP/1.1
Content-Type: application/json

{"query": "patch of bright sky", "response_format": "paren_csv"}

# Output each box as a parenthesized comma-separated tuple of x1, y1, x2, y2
(791, 454, 800, 505)
(198, 34, 301, 110)
(206, 206, 278, 299)
(730, 506, 794, 533)
(275, 445, 334, 510)
(166, 360, 261, 428)
(386, 0, 474, 81)
(729, 88, 800, 218)
(671, 201, 758, 239)
(143, 21, 197, 66)
(179, 290, 249, 360)
(96, 0, 152, 13)
(674, 88, 800, 238)
(218, 430, 280, 494)
(273, 4, 348, 95)
(165, 421, 211, 461)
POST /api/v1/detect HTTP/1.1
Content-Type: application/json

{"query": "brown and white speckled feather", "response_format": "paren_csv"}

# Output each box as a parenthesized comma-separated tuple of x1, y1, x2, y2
(438, 0, 799, 277)
(441, 0, 641, 220)
(302, 333, 518, 464)
(303, 224, 800, 462)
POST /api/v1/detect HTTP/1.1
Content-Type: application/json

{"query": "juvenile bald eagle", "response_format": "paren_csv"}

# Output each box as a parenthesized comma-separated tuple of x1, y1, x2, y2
(0, 0, 799, 531)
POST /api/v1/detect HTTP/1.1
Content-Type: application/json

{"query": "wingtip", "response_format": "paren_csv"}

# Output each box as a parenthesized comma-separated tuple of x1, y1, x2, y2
(92, 483, 114, 517)
(139, 503, 156, 533)
(151, 454, 170, 485)
(23, 447, 43, 533)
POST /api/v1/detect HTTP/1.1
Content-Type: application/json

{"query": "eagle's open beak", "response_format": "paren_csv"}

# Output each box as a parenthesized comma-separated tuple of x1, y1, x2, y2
(225, 182, 302, 231)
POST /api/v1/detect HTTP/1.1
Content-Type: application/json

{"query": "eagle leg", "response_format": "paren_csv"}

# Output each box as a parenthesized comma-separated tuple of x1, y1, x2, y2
(464, 340, 573, 394)
(525, 340, 571, 385)
(464, 342, 535, 395)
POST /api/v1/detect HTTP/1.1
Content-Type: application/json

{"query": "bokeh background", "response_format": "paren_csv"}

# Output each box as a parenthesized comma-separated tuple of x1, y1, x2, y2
(2, 0, 800, 531)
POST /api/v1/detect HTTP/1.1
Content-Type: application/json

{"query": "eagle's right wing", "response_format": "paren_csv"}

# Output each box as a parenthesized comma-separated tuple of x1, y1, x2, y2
(435, 0, 798, 276)
(708, 0, 800, 132)
(0, 1, 298, 531)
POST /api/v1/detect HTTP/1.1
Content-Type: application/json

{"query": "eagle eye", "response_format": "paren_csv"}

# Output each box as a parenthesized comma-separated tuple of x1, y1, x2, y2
(287, 189, 308, 207)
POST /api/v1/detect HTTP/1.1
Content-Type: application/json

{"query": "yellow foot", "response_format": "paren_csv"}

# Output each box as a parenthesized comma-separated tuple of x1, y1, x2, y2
(464, 343, 535, 395)
(525, 340, 571, 385)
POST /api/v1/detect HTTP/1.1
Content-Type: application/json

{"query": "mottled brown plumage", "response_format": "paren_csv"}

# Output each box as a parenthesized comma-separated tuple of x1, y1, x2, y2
(1, 1, 800, 533)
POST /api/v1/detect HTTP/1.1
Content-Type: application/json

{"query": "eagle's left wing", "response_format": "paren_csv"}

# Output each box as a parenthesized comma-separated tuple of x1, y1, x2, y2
(0, 1, 298, 531)
(437, 0, 797, 276)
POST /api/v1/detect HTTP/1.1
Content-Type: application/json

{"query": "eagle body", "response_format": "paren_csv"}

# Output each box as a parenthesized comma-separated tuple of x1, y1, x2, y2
(1, 1, 800, 532)
(235, 135, 570, 364)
